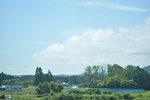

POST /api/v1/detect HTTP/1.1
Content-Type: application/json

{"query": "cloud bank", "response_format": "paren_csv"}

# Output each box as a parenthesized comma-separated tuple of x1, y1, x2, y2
(79, 1, 147, 12)
(32, 18, 150, 74)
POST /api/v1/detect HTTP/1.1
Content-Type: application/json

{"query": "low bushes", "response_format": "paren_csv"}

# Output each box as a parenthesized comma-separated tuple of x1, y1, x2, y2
(45, 89, 134, 100)
(67, 88, 102, 95)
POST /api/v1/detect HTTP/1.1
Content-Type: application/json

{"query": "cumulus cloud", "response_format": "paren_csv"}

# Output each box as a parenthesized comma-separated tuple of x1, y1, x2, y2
(32, 18, 150, 74)
(79, 1, 147, 12)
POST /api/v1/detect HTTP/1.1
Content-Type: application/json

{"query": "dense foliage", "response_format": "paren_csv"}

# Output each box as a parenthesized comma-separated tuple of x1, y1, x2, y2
(33, 65, 150, 90)
(45, 70, 53, 82)
(34, 67, 45, 85)
(34, 67, 53, 85)
(45, 89, 134, 100)
(0, 72, 15, 85)
(82, 64, 150, 90)
(1, 64, 150, 100)
(36, 82, 63, 94)
(19, 75, 34, 81)
(143, 65, 150, 73)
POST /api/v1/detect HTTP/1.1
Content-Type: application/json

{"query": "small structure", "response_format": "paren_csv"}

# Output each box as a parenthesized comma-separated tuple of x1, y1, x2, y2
(62, 82, 69, 85)
(2, 85, 22, 91)
(0, 86, 6, 91)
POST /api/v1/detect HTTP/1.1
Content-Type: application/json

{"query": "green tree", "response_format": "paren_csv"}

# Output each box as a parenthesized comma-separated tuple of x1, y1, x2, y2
(0, 72, 14, 84)
(124, 65, 150, 89)
(93, 65, 105, 80)
(45, 70, 53, 82)
(83, 66, 93, 83)
(107, 64, 124, 77)
(96, 75, 137, 88)
(83, 65, 105, 83)
(34, 67, 44, 85)
(2, 79, 21, 85)
(36, 82, 63, 94)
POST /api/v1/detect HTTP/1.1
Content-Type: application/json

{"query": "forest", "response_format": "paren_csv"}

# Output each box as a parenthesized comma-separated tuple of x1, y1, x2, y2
(0, 64, 150, 89)
(0, 64, 150, 100)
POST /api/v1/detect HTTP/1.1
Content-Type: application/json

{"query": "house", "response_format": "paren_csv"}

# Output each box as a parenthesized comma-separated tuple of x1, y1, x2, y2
(2, 85, 22, 91)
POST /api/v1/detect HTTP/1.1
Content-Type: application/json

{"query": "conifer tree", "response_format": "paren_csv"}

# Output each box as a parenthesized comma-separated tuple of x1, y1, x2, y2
(34, 67, 44, 85)
(45, 70, 53, 82)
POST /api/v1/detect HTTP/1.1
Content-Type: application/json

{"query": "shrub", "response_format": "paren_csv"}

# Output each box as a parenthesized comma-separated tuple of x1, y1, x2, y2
(36, 82, 63, 94)
(102, 90, 112, 94)
(123, 94, 134, 100)
(67, 88, 101, 95)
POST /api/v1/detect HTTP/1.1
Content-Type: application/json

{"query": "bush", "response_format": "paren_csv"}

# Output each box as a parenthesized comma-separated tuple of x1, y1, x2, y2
(58, 94, 74, 100)
(67, 88, 101, 95)
(36, 82, 63, 94)
(68, 89, 84, 94)
(109, 96, 117, 100)
(102, 90, 112, 94)
(87, 88, 101, 94)
(22, 82, 29, 88)
(123, 94, 134, 100)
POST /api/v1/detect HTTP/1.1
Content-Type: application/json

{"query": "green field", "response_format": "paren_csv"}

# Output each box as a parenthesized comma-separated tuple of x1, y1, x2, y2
(130, 91, 150, 100)
(1, 87, 150, 100)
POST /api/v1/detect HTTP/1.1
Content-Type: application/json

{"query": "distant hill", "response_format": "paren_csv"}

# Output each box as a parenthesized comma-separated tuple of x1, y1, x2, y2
(143, 66, 150, 73)
(54, 74, 71, 77)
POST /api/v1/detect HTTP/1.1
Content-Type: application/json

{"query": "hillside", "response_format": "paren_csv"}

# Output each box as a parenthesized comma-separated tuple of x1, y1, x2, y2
(143, 66, 150, 73)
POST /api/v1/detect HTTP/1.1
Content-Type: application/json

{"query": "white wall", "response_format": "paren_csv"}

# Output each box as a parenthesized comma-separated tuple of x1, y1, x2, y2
(4, 85, 22, 91)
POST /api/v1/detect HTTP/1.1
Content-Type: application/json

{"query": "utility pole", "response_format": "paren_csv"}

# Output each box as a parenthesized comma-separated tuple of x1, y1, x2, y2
(10, 85, 13, 100)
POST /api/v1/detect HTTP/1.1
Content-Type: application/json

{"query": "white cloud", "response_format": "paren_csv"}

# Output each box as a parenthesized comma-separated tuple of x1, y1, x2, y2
(79, 1, 147, 12)
(113, 6, 147, 12)
(32, 18, 150, 74)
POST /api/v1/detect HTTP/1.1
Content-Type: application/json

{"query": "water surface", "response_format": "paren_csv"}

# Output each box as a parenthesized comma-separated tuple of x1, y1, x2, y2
(64, 87, 144, 93)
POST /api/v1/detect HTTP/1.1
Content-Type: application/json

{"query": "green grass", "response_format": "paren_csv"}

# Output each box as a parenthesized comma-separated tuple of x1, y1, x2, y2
(0, 86, 36, 95)
(1, 87, 150, 100)
(130, 91, 150, 100)
(13, 94, 41, 100)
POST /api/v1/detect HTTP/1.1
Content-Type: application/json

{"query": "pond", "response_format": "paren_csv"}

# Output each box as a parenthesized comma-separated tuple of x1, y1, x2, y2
(64, 87, 144, 93)
(99, 88, 144, 93)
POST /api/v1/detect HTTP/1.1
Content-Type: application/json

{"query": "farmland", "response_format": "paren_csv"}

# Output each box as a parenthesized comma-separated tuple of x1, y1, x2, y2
(1, 86, 150, 100)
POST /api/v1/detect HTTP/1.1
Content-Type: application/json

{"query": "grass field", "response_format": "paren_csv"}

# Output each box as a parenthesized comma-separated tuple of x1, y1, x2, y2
(130, 91, 150, 100)
(0, 87, 150, 100)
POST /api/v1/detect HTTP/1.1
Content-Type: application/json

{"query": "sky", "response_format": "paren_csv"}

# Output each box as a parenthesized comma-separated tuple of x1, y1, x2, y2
(0, 0, 150, 75)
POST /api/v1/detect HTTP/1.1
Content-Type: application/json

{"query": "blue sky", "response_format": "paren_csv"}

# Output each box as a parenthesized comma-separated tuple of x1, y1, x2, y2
(0, 0, 150, 75)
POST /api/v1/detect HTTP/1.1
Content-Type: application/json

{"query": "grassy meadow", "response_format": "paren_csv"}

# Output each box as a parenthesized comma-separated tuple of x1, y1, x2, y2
(1, 86, 150, 100)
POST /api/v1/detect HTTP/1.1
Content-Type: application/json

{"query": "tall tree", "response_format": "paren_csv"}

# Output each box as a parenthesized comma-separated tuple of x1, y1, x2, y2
(82, 65, 105, 83)
(34, 67, 44, 85)
(92, 65, 105, 79)
(124, 65, 150, 89)
(107, 64, 124, 77)
(45, 70, 53, 82)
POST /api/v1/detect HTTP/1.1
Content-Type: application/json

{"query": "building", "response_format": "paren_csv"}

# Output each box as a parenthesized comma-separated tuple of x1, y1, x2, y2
(0, 86, 5, 91)
(2, 85, 22, 91)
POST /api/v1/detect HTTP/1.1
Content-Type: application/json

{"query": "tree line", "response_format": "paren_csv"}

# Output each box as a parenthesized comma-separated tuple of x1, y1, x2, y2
(33, 64, 150, 90)
(81, 64, 150, 90)
(0, 64, 150, 91)
(0, 72, 15, 85)
(33, 64, 150, 95)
